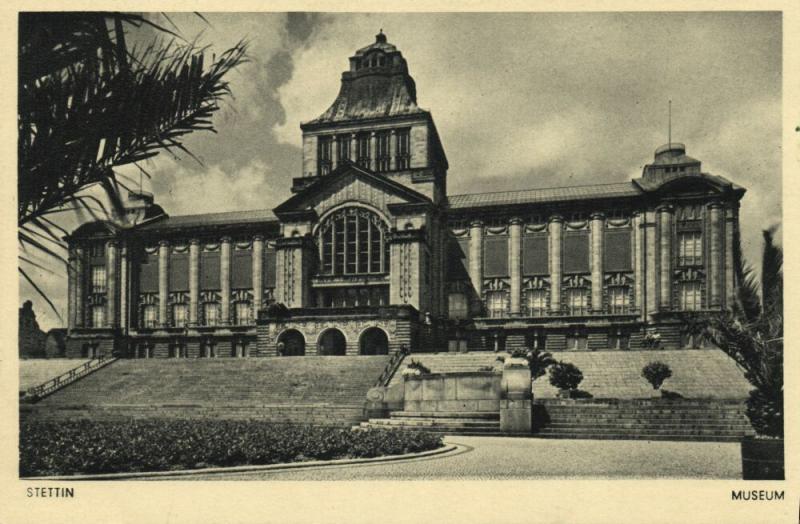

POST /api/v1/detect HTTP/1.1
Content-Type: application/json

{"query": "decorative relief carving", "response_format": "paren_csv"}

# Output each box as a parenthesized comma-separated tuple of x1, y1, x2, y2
(523, 276, 550, 289)
(485, 225, 508, 236)
(144, 245, 159, 255)
(524, 223, 547, 234)
(604, 273, 634, 286)
(606, 217, 631, 229)
(675, 267, 705, 281)
(398, 243, 413, 303)
(450, 228, 468, 237)
(231, 289, 253, 301)
(565, 220, 588, 230)
(168, 292, 190, 304)
(138, 293, 159, 306)
(203, 242, 220, 252)
(563, 274, 591, 288)
(199, 291, 221, 303)
(483, 278, 510, 291)
(171, 243, 189, 254)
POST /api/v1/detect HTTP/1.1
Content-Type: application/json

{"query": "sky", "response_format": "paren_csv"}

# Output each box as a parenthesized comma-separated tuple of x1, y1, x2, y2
(19, 12, 782, 330)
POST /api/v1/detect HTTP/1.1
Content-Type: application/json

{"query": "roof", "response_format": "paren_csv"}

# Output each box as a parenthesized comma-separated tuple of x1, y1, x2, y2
(137, 209, 278, 231)
(447, 182, 642, 209)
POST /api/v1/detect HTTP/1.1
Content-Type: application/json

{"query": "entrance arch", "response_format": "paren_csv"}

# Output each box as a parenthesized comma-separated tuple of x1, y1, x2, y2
(277, 329, 305, 356)
(318, 329, 347, 356)
(360, 327, 389, 355)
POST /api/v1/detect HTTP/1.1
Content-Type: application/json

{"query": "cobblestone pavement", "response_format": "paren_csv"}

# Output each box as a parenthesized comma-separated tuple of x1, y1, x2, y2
(171, 436, 742, 481)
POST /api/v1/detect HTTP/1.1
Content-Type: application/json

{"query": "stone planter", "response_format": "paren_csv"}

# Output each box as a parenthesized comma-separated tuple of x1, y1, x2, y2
(501, 365, 531, 400)
(741, 436, 784, 480)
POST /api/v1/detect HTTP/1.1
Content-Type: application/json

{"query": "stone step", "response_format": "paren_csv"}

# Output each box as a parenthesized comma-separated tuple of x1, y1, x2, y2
(535, 425, 750, 437)
(369, 418, 500, 428)
(390, 411, 500, 420)
(532, 432, 744, 442)
(544, 422, 752, 431)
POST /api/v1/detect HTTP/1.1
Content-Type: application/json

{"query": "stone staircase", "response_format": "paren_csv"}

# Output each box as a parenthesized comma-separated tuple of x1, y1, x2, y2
(359, 411, 501, 435)
(19, 359, 91, 392)
(533, 399, 754, 442)
(23, 356, 390, 426)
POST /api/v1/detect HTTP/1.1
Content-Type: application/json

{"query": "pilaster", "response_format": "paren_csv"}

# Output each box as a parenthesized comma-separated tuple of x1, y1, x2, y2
(252, 235, 264, 315)
(105, 239, 118, 328)
(468, 220, 484, 312)
(590, 212, 604, 312)
(220, 236, 232, 325)
(509, 217, 523, 315)
(189, 239, 200, 326)
(158, 240, 169, 327)
(708, 201, 723, 308)
(657, 205, 673, 311)
(548, 215, 563, 313)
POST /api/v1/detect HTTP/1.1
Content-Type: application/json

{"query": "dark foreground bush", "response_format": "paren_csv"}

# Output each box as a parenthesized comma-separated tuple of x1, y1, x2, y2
(20, 420, 443, 477)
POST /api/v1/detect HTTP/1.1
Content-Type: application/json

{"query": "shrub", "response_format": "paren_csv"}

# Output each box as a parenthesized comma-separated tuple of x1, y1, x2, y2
(19, 420, 443, 477)
(641, 361, 672, 390)
(527, 348, 556, 382)
(548, 361, 583, 391)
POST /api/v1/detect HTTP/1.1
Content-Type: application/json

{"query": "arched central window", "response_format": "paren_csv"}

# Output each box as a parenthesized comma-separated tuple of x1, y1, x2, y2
(319, 207, 389, 275)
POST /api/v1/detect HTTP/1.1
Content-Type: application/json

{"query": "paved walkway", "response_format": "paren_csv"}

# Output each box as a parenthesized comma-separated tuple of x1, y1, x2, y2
(166, 436, 741, 480)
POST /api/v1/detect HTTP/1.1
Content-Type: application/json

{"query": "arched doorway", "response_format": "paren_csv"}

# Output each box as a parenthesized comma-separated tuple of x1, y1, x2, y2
(360, 327, 389, 355)
(318, 329, 347, 356)
(277, 329, 305, 356)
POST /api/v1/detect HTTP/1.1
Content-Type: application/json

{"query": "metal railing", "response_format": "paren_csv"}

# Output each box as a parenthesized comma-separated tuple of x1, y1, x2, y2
(23, 355, 117, 402)
(374, 346, 409, 387)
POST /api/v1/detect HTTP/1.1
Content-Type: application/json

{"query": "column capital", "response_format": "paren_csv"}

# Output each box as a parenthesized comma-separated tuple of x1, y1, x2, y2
(189, 238, 201, 246)
(590, 212, 606, 221)
(655, 204, 674, 213)
(158, 239, 170, 248)
(469, 219, 484, 229)
(370, 130, 376, 137)
(106, 239, 119, 248)
(253, 234, 265, 242)
(707, 200, 725, 210)
(220, 236, 232, 243)
(508, 217, 524, 226)
(548, 214, 564, 224)
(390, 128, 397, 135)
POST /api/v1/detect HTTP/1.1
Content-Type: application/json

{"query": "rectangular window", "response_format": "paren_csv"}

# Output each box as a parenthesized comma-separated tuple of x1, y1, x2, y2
(678, 281, 702, 311)
(172, 303, 188, 327)
(138, 251, 158, 293)
(396, 129, 410, 169)
(142, 304, 157, 328)
(203, 302, 220, 326)
(678, 231, 703, 266)
(345, 213, 357, 273)
(358, 216, 370, 273)
(232, 249, 253, 289)
(565, 287, 588, 315)
(91, 265, 106, 293)
(483, 236, 509, 277)
(91, 305, 105, 328)
(337, 135, 351, 163)
(486, 291, 508, 318)
(448, 293, 468, 319)
(604, 229, 632, 272)
(524, 289, 547, 317)
(318, 136, 332, 175)
(522, 235, 548, 276)
(609, 330, 630, 350)
(608, 286, 630, 314)
(376, 131, 390, 172)
(200, 251, 221, 290)
(234, 301, 252, 325)
(356, 133, 370, 168)
(566, 331, 588, 350)
(563, 232, 590, 274)
(263, 245, 276, 288)
(169, 252, 189, 292)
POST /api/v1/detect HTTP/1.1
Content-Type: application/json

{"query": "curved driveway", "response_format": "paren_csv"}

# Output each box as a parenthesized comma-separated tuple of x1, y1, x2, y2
(170, 436, 741, 480)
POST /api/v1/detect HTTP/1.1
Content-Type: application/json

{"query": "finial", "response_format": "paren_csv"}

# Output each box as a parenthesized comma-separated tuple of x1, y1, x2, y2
(376, 29, 387, 44)
(668, 99, 672, 148)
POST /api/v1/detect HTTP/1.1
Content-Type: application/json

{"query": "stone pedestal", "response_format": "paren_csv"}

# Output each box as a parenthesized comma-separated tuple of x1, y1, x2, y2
(500, 399, 533, 433)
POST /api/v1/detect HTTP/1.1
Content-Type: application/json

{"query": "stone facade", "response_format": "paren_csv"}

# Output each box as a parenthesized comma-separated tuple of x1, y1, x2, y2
(64, 32, 745, 359)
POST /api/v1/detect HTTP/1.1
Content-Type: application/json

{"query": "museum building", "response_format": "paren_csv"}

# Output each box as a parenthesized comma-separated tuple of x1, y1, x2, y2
(63, 32, 746, 359)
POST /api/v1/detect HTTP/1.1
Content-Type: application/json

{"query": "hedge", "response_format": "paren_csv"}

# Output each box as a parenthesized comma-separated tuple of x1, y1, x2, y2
(20, 419, 443, 477)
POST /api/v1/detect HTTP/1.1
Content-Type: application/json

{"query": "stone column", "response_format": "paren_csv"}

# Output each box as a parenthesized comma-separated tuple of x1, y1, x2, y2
(350, 132, 357, 161)
(369, 131, 377, 171)
(389, 129, 397, 171)
(67, 248, 78, 330)
(220, 236, 231, 325)
(548, 215, 563, 313)
(188, 239, 200, 326)
(724, 205, 737, 309)
(644, 210, 658, 319)
(119, 244, 128, 330)
(331, 134, 338, 171)
(106, 240, 118, 327)
(632, 212, 643, 316)
(74, 245, 85, 327)
(252, 235, 264, 317)
(658, 205, 673, 311)
(468, 220, 484, 309)
(509, 217, 522, 315)
(708, 201, 723, 308)
(590, 212, 604, 313)
(158, 240, 169, 327)
(275, 236, 313, 308)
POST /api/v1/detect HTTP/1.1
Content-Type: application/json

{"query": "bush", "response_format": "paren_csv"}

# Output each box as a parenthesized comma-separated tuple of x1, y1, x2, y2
(641, 361, 672, 390)
(19, 420, 443, 477)
(548, 361, 583, 391)
(527, 348, 556, 382)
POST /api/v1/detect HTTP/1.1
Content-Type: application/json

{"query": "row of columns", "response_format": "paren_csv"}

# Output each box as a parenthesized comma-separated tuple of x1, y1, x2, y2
(463, 204, 729, 318)
(327, 129, 402, 172)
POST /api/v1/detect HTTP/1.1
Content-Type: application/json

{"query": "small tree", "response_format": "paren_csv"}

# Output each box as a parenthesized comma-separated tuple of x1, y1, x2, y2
(527, 348, 556, 382)
(548, 362, 583, 391)
(641, 361, 672, 390)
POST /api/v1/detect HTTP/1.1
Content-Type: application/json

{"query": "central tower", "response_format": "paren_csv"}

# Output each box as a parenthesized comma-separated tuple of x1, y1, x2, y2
(298, 31, 449, 203)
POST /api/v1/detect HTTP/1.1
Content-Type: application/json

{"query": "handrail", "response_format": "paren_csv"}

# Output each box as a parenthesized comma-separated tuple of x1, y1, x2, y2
(374, 346, 409, 387)
(24, 355, 117, 401)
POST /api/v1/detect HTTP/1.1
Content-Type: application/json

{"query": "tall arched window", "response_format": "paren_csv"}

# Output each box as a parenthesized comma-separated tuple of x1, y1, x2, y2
(319, 207, 389, 275)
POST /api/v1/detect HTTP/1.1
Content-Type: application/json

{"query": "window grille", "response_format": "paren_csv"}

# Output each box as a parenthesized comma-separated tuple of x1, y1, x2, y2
(91, 305, 105, 328)
(318, 136, 333, 175)
(319, 208, 388, 276)
(608, 286, 630, 314)
(396, 129, 410, 169)
(203, 302, 221, 326)
(678, 231, 703, 266)
(234, 301, 253, 325)
(91, 265, 106, 293)
(486, 291, 508, 318)
(565, 287, 589, 315)
(678, 281, 702, 311)
(172, 303, 188, 327)
(524, 289, 547, 317)
(376, 131, 390, 172)
(142, 304, 157, 328)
